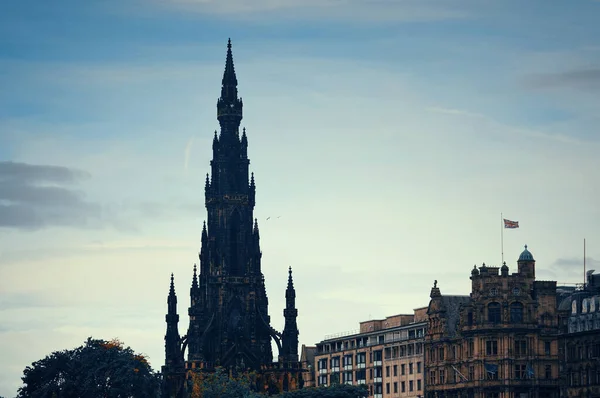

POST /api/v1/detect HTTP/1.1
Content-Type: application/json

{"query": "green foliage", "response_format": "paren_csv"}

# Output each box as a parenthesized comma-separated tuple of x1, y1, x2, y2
(275, 384, 368, 398)
(17, 337, 161, 398)
(187, 367, 262, 398)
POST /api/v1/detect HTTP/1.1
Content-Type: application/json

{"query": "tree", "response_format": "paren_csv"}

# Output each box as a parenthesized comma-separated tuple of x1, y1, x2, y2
(186, 367, 263, 398)
(17, 337, 161, 398)
(275, 384, 368, 398)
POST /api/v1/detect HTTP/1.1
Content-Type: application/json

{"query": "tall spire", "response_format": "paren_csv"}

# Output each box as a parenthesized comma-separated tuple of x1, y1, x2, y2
(192, 264, 198, 290)
(221, 38, 238, 98)
(163, 274, 185, 397)
(217, 39, 243, 131)
(281, 267, 299, 363)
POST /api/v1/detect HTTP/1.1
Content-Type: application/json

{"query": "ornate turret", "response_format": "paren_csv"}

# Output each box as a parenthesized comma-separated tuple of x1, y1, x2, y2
(162, 274, 185, 398)
(281, 267, 299, 363)
(517, 244, 535, 278)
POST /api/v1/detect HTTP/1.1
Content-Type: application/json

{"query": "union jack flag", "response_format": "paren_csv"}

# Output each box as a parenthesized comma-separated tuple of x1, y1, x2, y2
(504, 219, 519, 229)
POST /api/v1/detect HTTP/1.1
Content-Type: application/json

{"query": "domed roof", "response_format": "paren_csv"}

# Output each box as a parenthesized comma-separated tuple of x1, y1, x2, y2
(518, 245, 535, 262)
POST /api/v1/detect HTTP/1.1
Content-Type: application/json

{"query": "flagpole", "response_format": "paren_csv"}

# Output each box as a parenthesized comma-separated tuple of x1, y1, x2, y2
(584, 238, 586, 287)
(501, 213, 504, 265)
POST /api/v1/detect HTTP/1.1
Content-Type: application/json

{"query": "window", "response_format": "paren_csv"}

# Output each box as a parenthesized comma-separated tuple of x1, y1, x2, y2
(393, 365, 397, 376)
(356, 369, 366, 382)
(409, 380, 414, 391)
(469, 366, 475, 381)
(490, 288, 498, 296)
(439, 369, 445, 384)
(545, 365, 552, 379)
(374, 384, 382, 395)
(401, 381, 406, 392)
(386, 366, 390, 377)
(343, 371, 352, 383)
(488, 302, 501, 323)
(515, 364, 526, 379)
(374, 367, 383, 379)
(318, 375, 327, 386)
(468, 312, 473, 326)
(393, 381, 398, 393)
(373, 350, 382, 362)
(318, 358, 328, 371)
(356, 352, 366, 366)
(343, 355, 353, 367)
(386, 383, 390, 394)
(486, 340, 498, 356)
(513, 287, 520, 295)
(510, 302, 524, 323)
(417, 379, 422, 390)
(417, 362, 422, 373)
(409, 363, 413, 374)
(416, 343, 423, 355)
(430, 370, 436, 385)
(438, 347, 444, 361)
(331, 357, 340, 371)
(369, 368, 373, 380)
(545, 341, 551, 356)
(515, 339, 527, 356)
(330, 372, 340, 384)
(401, 364, 405, 375)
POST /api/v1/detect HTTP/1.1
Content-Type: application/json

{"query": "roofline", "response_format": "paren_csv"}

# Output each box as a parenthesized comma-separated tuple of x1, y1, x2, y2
(317, 321, 428, 344)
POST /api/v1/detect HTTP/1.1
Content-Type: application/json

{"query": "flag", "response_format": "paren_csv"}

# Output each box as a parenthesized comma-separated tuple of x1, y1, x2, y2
(503, 219, 519, 229)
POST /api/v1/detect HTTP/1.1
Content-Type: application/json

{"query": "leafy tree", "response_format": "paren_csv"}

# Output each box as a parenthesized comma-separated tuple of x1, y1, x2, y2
(17, 337, 161, 398)
(186, 367, 262, 398)
(275, 384, 368, 398)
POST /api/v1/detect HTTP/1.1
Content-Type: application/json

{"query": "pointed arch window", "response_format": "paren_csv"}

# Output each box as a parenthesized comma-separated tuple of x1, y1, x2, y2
(488, 302, 501, 324)
(510, 302, 524, 323)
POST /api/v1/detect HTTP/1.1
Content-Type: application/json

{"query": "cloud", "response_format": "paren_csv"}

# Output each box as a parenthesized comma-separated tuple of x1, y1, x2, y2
(151, 0, 472, 22)
(426, 106, 486, 119)
(551, 257, 600, 270)
(524, 68, 600, 90)
(0, 161, 106, 230)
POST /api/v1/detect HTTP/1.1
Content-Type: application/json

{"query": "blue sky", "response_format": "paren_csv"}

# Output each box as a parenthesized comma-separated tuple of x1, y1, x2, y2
(1, 0, 600, 396)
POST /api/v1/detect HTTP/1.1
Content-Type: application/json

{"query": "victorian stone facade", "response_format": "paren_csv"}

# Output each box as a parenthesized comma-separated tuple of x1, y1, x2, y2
(557, 270, 600, 398)
(425, 246, 561, 398)
(161, 40, 302, 397)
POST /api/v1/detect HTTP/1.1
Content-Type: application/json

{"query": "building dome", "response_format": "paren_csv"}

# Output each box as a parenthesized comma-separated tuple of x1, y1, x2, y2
(518, 245, 535, 262)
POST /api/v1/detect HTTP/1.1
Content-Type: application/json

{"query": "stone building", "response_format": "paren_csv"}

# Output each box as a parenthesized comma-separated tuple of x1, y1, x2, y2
(161, 39, 303, 397)
(425, 246, 561, 398)
(557, 270, 600, 397)
(314, 309, 428, 398)
(300, 344, 317, 388)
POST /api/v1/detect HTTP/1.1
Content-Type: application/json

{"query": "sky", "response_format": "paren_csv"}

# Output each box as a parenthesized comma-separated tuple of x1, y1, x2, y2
(1, 0, 600, 395)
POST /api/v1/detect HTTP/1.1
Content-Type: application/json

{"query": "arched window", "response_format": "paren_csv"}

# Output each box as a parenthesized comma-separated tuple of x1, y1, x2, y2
(510, 302, 524, 323)
(488, 302, 501, 323)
